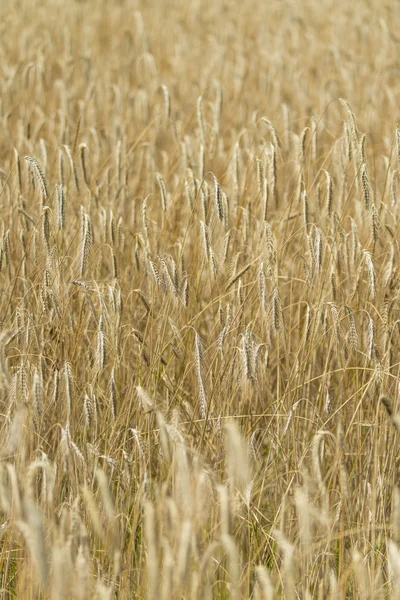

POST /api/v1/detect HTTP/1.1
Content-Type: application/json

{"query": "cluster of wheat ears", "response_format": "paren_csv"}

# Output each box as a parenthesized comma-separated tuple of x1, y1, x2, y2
(1, 0, 400, 598)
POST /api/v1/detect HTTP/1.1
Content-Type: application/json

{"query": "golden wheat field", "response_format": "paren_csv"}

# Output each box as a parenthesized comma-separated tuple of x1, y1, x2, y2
(2, 0, 400, 597)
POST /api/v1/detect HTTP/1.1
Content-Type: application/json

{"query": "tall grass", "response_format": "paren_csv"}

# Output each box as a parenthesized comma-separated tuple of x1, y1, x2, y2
(0, 0, 400, 597)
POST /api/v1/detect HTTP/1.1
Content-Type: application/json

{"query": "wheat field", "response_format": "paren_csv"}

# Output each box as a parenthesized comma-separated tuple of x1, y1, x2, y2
(1, 0, 400, 597)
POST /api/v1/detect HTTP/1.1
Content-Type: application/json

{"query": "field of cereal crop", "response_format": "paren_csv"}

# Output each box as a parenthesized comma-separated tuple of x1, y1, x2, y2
(1, 0, 400, 597)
